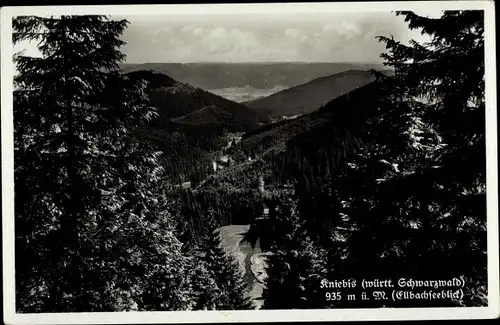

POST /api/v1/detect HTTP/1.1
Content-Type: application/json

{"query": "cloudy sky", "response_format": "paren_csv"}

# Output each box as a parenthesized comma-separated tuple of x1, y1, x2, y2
(12, 7, 442, 64)
(116, 10, 439, 63)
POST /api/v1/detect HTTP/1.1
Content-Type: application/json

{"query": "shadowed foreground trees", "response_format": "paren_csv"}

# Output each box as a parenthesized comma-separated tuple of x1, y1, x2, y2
(256, 10, 487, 308)
(192, 229, 253, 310)
(12, 10, 487, 312)
(13, 15, 249, 312)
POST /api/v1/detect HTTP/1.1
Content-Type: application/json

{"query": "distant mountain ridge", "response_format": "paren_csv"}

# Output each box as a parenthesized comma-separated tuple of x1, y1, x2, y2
(125, 70, 267, 132)
(120, 62, 386, 90)
(244, 70, 389, 118)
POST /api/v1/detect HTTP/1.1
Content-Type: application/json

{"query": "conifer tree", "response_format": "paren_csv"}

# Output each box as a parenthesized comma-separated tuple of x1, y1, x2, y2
(271, 10, 487, 308)
(188, 245, 220, 310)
(14, 15, 194, 312)
(330, 10, 487, 307)
(375, 10, 486, 305)
(197, 229, 253, 310)
(261, 196, 328, 309)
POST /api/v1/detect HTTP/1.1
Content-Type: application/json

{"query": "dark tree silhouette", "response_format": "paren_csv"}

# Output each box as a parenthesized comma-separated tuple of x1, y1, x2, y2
(193, 229, 253, 310)
(14, 15, 193, 312)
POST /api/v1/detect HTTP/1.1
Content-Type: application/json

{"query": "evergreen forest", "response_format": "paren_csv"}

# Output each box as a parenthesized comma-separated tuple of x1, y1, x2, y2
(12, 10, 488, 312)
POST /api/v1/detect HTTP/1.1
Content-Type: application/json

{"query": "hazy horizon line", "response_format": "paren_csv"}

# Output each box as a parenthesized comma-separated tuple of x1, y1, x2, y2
(121, 61, 385, 65)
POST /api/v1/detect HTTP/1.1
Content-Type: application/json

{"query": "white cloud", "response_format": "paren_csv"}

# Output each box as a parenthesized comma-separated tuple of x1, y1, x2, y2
(192, 28, 208, 38)
(285, 28, 304, 39)
(209, 27, 229, 39)
(231, 29, 261, 51)
(181, 25, 196, 33)
(339, 20, 361, 39)
(162, 26, 264, 60)
(118, 11, 434, 63)
(323, 24, 336, 33)
(319, 20, 362, 41)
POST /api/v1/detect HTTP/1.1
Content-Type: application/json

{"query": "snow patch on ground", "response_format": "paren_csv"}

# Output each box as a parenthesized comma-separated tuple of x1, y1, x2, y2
(217, 225, 250, 273)
(216, 225, 266, 309)
(250, 253, 269, 284)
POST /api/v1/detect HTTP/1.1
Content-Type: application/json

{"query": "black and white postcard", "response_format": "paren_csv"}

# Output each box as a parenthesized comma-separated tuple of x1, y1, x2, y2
(1, 1, 498, 323)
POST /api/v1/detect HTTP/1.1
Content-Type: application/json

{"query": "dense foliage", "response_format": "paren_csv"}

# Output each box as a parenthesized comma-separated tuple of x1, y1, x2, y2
(13, 15, 249, 313)
(175, 187, 264, 249)
(192, 230, 253, 310)
(259, 196, 328, 309)
(125, 69, 268, 184)
(13, 10, 488, 312)
(246, 10, 487, 308)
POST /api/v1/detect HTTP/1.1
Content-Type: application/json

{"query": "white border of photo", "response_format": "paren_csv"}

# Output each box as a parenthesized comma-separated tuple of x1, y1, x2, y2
(1, 1, 498, 323)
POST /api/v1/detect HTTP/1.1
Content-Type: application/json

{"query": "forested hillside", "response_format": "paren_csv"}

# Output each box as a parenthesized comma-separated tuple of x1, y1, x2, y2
(126, 70, 268, 128)
(201, 10, 488, 309)
(125, 70, 268, 185)
(200, 79, 390, 194)
(246, 10, 487, 309)
(243, 69, 385, 118)
(13, 15, 254, 312)
(198, 80, 387, 191)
